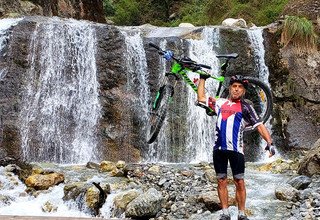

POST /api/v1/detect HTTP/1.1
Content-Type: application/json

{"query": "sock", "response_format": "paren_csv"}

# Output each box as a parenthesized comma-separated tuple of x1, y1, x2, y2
(222, 208, 229, 215)
(238, 210, 245, 216)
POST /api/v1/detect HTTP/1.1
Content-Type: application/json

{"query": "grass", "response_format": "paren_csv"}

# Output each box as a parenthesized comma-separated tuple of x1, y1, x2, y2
(280, 16, 318, 53)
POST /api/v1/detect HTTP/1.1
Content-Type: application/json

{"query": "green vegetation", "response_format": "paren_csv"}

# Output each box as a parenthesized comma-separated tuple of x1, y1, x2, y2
(103, 0, 289, 26)
(280, 16, 318, 53)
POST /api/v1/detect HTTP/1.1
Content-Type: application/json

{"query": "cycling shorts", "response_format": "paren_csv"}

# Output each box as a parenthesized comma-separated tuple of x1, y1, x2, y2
(212, 149, 245, 179)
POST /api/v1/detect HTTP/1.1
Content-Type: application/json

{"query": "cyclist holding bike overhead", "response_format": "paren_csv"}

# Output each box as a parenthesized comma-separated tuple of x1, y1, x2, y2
(197, 74, 275, 220)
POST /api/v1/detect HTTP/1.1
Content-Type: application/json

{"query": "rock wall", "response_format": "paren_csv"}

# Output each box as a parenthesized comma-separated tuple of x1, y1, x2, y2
(0, 0, 105, 23)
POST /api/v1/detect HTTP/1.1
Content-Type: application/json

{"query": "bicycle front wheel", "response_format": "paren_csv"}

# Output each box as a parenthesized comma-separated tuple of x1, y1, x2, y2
(147, 84, 173, 144)
(221, 77, 273, 125)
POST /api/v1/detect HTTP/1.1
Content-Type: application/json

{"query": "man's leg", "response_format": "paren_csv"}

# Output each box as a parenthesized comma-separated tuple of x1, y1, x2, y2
(228, 151, 247, 218)
(217, 177, 229, 209)
(213, 150, 230, 218)
(234, 178, 246, 211)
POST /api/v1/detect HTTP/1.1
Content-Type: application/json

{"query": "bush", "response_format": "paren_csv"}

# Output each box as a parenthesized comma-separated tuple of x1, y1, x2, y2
(103, 0, 115, 16)
(113, 0, 140, 26)
(281, 16, 318, 53)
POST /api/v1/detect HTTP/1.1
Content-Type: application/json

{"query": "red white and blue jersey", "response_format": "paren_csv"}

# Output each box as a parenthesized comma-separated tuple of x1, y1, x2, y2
(208, 97, 262, 154)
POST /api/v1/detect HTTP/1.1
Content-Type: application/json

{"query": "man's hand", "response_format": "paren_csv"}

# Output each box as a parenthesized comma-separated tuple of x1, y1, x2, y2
(265, 144, 275, 157)
(199, 72, 211, 80)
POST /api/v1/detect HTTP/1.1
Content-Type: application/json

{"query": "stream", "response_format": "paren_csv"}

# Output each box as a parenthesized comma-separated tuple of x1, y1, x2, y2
(0, 157, 292, 220)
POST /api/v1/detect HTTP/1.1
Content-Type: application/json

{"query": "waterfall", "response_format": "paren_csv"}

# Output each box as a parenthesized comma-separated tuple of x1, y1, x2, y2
(146, 39, 172, 162)
(185, 27, 220, 163)
(247, 28, 274, 160)
(0, 18, 22, 79)
(247, 28, 271, 86)
(121, 29, 150, 132)
(19, 18, 101, 164)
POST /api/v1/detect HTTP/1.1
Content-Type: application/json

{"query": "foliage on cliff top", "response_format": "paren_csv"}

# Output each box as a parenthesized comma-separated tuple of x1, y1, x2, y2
(104, 0, 290, 26)
(280, 16, 318, 53)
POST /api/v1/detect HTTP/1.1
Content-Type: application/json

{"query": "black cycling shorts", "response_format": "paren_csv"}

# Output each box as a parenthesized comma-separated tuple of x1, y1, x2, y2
(212, 149, 245, 179)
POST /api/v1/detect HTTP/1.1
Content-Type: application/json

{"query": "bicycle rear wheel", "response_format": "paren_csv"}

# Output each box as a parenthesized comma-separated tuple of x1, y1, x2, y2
(221, 76, 273, 125)
(147, 84, 173, 144)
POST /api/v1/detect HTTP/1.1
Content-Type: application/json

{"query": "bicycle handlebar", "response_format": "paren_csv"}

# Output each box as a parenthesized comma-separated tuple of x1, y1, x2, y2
(149, 43, 211, 70)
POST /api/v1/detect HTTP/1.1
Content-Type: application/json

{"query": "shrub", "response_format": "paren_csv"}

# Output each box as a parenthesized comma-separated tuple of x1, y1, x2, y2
(281, 16, 318, 53)
(113, 0, 140, 26)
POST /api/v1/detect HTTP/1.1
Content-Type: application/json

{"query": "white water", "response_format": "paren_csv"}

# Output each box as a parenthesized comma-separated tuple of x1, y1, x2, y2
(147, 39, 172, 162)
(0, 166, 90, 217)
(247, 28, 277, 161)
(247, 28, 271, 87)
(185, 27, 221, 163)
(121, 30, 150, 123)
(19, 18, 101, 164)
(0, 18, 23, 80)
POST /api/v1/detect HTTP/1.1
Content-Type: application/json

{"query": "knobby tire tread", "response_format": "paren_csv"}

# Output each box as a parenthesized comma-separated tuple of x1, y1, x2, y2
(147, 85, 173, 144)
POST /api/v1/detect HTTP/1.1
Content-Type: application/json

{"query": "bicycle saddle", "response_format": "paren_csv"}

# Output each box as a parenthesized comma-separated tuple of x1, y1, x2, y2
(216, 53, 239, 59)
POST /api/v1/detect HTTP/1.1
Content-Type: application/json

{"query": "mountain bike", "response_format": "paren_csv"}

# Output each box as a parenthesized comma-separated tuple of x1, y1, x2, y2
(147, 43, 273, 144)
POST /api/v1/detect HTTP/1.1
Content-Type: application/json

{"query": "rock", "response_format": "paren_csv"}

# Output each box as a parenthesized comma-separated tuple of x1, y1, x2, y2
(116, 160, 126, 169)
(86, 162, 100, 169)
(275, 184, 300, 202)
(125, 188, 164, 218)
(25, 172, 64, 190)
(178, 23, 195, 27)
(222, 18, 247, 28)
(287, 175, 312, 190)
(204, 168, 216, 183)
(100, 161, 117, 172)
(41, 201, 57, 213)
(298, 138, 320, 177)
(197, 191, 221, 211)
(63, 182, 87, 201)
(148, 165, 160, 175)
(114, 189, 140, 210)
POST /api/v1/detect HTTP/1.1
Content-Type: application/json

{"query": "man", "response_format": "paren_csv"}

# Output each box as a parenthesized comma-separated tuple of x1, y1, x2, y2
(197, 74, 275, 220)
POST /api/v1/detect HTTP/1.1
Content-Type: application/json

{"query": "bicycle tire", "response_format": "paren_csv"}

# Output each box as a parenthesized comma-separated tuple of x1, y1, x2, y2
(147, 84, 174, 144)
(221, 76, 273, 126)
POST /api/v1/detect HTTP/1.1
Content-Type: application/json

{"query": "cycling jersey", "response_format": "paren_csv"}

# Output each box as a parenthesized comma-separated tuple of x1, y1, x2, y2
(208, 97, 262, 154)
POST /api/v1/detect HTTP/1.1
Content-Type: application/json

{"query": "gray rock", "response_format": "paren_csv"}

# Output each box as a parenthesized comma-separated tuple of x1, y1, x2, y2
(125, 188, 164, 218)
(287, 175, 312, 190)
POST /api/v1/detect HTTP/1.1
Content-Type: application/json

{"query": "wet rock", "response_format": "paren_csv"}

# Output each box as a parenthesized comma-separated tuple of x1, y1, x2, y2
(41, 201, 58, 213)
(100, 161, 117, 172)
(125, 188, 164, 218)
(113, 189, 140, 210)
(275, 184, 300, 202)
(197, 191, 221, 211)
(287, 175, 312, 190)
(116, 160, 126, 169)
(86, 162, 100, 169)
(298, 138, 320, 177)
(25, 172, 64, 190)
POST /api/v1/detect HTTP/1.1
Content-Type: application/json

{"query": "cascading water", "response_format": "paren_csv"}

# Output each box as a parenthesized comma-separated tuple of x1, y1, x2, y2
(0, 18, 22, 79)
(120, 29, 150, 135)
(247, 28, 275, 160)
(247, 28, 271, 87)
(19, 18, 101, 164)
(147, 39, 172, 162)
(185, 27, 221, 163)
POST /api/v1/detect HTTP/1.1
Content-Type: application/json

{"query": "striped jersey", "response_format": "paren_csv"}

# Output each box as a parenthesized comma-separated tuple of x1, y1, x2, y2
(208, 97, 262, 154)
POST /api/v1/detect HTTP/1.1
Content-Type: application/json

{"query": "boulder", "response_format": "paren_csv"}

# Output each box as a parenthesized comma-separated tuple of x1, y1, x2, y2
(297, 138, 320, 177)
(25, 172, 64, 190)
(222, 18, 247, 28)
(275, 183, 300, 202)
(125, 188, 164, 218)
(287, 175, 312, 190)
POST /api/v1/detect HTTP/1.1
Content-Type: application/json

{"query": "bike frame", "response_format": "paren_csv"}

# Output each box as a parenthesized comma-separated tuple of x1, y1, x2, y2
(170, 61, 226, 96)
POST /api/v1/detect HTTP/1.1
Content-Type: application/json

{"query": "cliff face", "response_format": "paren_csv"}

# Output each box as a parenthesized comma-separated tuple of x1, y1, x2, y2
(0, 0, 105, 23)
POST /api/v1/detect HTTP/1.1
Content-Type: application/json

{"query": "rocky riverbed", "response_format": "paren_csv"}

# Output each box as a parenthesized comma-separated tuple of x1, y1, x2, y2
(0, 158, 319, 220)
